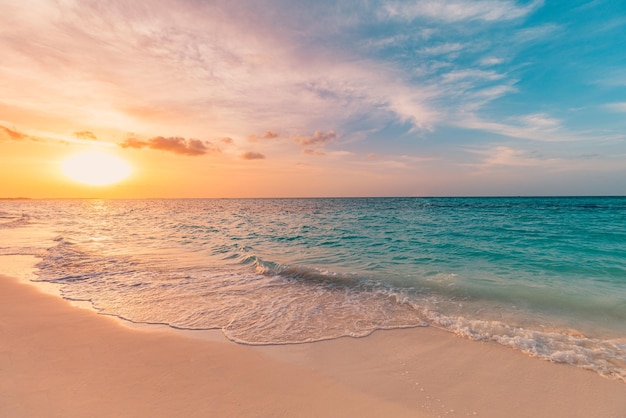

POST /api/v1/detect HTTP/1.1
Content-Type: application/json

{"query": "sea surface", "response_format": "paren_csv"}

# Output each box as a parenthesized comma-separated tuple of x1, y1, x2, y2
(1, 197, 625, 381)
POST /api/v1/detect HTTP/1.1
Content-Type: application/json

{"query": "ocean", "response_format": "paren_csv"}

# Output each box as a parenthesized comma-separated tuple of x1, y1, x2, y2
(1, 197, 625, 381)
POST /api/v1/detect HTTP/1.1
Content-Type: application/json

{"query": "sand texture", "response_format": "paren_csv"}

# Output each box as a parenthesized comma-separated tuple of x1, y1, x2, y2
(1, 273, 625, 418)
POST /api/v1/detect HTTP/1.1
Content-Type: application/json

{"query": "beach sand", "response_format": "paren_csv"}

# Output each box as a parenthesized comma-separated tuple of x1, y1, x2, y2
(2, 270, 626, 418)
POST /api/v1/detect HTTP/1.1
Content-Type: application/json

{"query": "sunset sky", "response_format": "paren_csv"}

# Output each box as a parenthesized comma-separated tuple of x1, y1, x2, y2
(1, 0, 625, 198)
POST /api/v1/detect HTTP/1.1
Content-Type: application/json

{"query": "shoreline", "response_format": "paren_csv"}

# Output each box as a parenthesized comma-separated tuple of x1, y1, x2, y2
(0, 272, 419, 417)
(2, 268, 626, 417)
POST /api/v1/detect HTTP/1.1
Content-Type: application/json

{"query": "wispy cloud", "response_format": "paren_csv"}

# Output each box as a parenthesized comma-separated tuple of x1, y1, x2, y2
(466, 144, 626, 176)
(598, 69, 626, 87)
(120, 136, 220, 156)
(454, 112, 614, 143)
(605, 102, 626, 112)
(512, 23, 561, 44)
(0, 0, 558, 152)
(419, 42, 466, 56)
(0, 0, 445, 142)
(382, 0, 543, 22)
(0, 0, 522, 153)
(478, 57, 505, 66)
(469, 146, 552, 168)
(441, 69, 505, 83)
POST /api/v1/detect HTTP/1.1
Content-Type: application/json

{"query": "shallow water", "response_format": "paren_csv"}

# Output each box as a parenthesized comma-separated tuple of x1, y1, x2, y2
(2, 197, 625, 381)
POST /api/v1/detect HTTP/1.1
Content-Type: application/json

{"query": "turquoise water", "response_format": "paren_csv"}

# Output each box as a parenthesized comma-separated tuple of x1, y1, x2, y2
(1, 197, 626, 381)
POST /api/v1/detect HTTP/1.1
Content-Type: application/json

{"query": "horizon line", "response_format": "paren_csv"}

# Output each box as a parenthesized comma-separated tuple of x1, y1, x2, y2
(3, 195, 626, 201)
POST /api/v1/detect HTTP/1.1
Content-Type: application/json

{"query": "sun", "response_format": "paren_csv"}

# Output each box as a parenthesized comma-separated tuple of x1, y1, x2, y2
(62, 151, 132, 186)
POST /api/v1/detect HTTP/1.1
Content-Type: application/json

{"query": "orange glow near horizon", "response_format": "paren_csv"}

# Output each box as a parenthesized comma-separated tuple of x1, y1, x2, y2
(61, 151, 132, 186)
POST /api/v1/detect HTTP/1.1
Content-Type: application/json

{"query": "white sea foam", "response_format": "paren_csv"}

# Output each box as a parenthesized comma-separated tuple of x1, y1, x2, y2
(419, 308, 626, 382)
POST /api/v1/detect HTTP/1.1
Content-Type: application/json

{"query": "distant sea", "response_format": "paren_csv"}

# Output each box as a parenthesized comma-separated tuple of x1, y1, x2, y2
(1, 197, 625, 381)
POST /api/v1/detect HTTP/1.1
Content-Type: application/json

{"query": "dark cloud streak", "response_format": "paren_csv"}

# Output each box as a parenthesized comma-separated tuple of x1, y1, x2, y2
(0, 125, 30, 141)
(119, 136, 220, 156)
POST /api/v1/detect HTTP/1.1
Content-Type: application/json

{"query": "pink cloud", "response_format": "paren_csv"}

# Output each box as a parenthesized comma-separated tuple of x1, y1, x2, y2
(248, 130, 281, 142)
(263, 130, 280, 139)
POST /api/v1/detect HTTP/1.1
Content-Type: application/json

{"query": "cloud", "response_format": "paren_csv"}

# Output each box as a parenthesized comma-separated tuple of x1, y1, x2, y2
(120, 136, 219, 156)
(119, 137, 146, 149)
(248, 130, 281, 142)
(510, 113, 561, 131)
(73, 131, 97, 141)
(0, 125, 96, 144)
(220, 137, 234, 144)
(0, 125, 29, 141)
(0, 0, 576, 163)
(454, 112, 614, 142)
(605, 102, 626, 112)
(512, 23, 560, 44)
(382, 0, 543, 22)
(467, 146, 558, 170)
(241, 151, 265, 160)
(263, 130, 280, 139)
(479, 57, 505, 66)
(302, 148, 326, 156)
(419, 42, 465, 56)
(466, 145, 622, 174)
(295, 130, 337, 147)
(0, 0, 439, 146)
(442, 69, 505, 83)
(597, 69, 626, 87)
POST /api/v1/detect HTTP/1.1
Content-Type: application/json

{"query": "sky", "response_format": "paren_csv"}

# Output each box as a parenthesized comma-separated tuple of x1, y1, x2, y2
(1, 0, 625, 198)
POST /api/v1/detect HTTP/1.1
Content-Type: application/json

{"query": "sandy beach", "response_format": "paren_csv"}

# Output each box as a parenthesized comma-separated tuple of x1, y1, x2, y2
(2, 270, 626, 418)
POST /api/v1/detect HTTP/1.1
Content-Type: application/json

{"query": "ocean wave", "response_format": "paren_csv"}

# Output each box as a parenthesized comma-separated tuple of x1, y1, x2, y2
(34, 238, 427, 344)
(421, 308, 626, 382)
(0, 213, 32, 229)
(246, 254, 361, 287)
